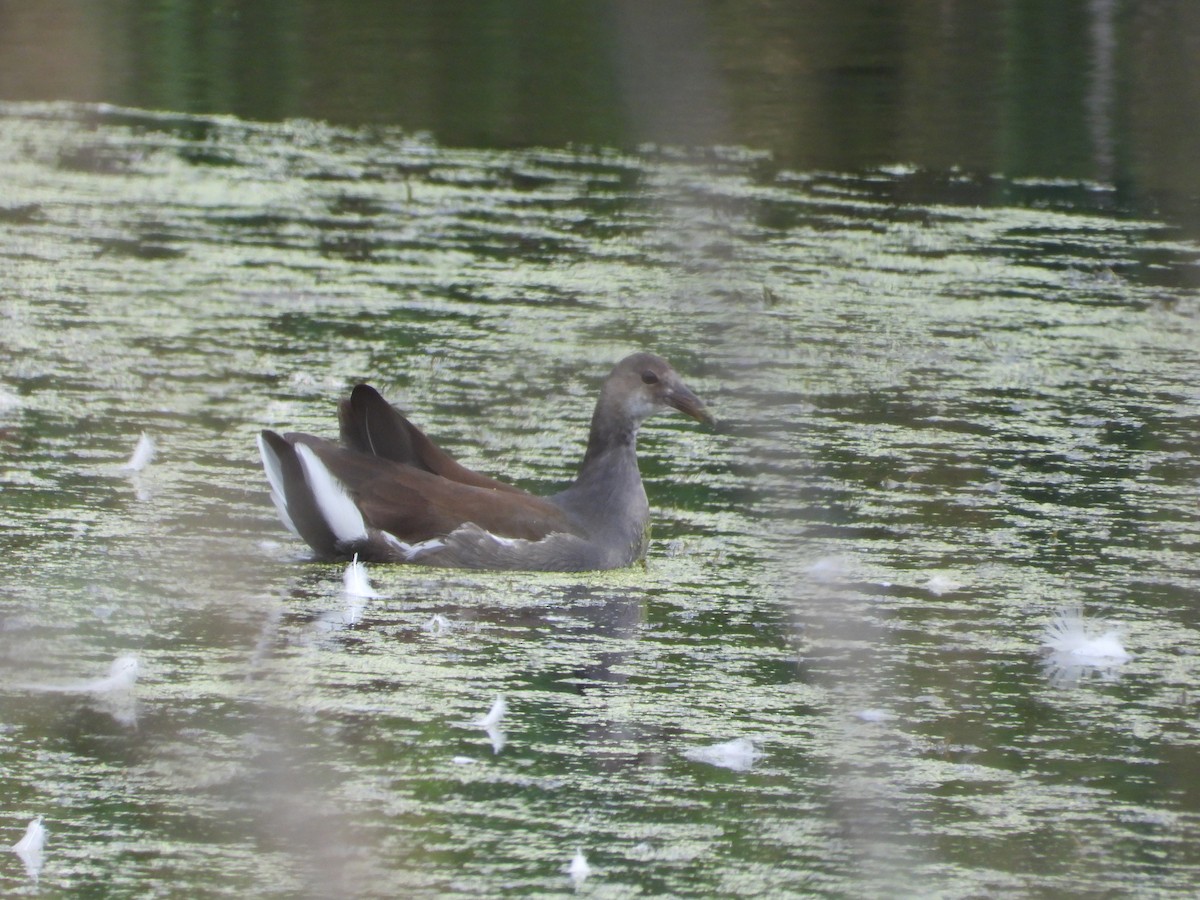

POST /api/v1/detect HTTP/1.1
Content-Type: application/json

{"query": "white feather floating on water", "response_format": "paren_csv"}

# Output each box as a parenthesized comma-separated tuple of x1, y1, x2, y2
(483, 725, 506, 754)
(474, 695, 508, 754)
(342, 554, 381, 599)
(476, 694, 507, 729)
(18, 655, 140, 694)
(12, 816, 45, 855)
(121, 432, 156, 473)
(805, 555, 845, 584)
(568, 849, 591, 887)
(683, 737, 762, 772)
(1042, 607, 1131, 665)
(12, 816, 45, 881)
(100, 655, 141, 691)
(853, 708, 895, 724)
(925, 573, 962, 596)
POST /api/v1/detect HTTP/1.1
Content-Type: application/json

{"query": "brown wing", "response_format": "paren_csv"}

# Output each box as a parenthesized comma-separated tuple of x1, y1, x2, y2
(291, 435, 578, 545)
(338, 384, 527, 495)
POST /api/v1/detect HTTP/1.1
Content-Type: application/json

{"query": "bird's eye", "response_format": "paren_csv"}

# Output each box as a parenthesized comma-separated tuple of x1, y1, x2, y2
(641, 371, 659, 385)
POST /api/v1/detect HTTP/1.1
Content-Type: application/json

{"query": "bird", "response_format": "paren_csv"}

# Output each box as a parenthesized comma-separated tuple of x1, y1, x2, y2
(257, 352, 712, 571)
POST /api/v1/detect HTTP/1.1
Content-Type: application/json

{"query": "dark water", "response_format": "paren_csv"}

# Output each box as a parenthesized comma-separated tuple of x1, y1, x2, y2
(2, 3, 1200, 898)
(5, 1, 1200, 226)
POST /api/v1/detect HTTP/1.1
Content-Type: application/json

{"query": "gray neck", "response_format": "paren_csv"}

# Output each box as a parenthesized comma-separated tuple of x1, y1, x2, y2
(551, 406, 650, 558)
(580, 389, 638, 467)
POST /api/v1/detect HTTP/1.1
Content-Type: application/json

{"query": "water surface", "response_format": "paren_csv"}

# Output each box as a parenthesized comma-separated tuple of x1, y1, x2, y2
(1, 104, 1199, 896)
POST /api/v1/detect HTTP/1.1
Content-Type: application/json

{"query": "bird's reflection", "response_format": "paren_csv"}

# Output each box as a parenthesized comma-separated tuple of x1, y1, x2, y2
(258, 572, 659, 767)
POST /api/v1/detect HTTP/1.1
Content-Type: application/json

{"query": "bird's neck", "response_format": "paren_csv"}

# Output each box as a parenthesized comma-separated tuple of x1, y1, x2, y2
(559, 401, 648, 528)
(582, 385, 648, 465)
(546, 399, 650, 566)
(581, 408, 638, 470)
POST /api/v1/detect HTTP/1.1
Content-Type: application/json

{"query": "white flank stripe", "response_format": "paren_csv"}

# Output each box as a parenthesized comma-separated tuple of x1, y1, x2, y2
(294, 444, 367, 543)
(256, 434, 286, 497)
(257, 434, 301, 537)
(381, 532, 445, 561)
(405, 537, 445, 560)
(268, 490, 300, 537)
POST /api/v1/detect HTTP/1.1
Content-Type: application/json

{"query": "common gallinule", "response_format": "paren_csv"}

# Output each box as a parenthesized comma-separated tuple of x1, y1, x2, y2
(257, 352, 712, 571)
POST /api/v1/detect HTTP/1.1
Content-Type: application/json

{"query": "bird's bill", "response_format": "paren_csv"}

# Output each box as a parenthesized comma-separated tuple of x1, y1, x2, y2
(667, 383, 715, 425)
